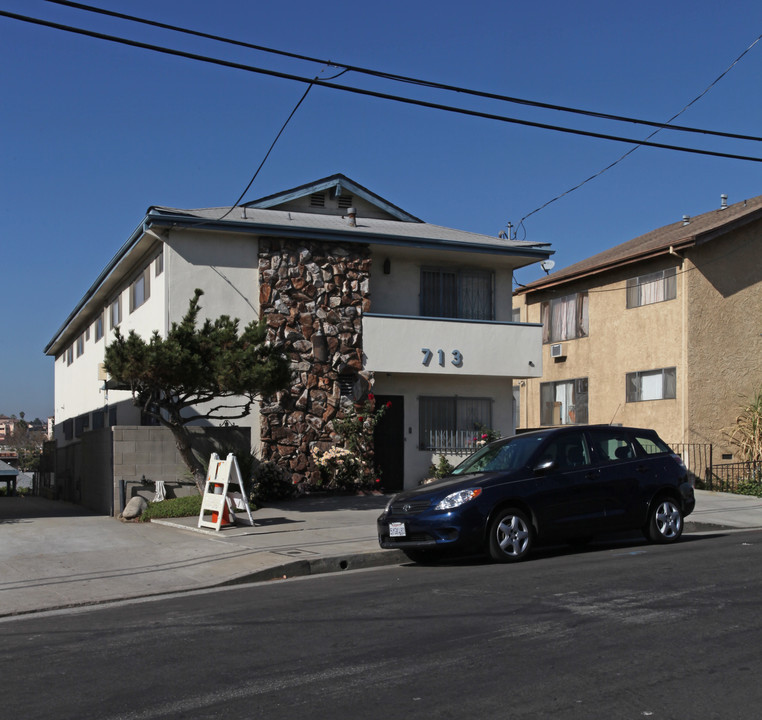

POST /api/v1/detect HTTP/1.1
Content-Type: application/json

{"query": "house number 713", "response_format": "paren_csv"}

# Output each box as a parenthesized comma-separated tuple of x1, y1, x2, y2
(421, 348, 463, 368)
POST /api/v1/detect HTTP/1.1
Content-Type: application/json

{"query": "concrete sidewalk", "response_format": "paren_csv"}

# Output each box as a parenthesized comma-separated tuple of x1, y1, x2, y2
(1, 489, 761, 618)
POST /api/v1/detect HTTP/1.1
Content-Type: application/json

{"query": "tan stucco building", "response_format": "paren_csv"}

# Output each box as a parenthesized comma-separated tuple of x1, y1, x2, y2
(513, 193, 762, 459)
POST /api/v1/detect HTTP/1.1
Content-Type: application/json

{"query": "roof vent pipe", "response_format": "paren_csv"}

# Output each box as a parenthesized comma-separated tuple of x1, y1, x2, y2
(721, 194, 728, 210)
(347, 207, 357, 227)
(682, 215, 690, 226)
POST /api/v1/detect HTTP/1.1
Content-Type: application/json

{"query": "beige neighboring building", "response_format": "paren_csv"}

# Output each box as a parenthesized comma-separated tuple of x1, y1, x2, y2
(513, 193, 762, 459)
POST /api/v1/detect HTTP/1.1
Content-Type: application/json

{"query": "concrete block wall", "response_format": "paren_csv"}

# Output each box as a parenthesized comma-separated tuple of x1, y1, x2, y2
(54, 425, 250, 516)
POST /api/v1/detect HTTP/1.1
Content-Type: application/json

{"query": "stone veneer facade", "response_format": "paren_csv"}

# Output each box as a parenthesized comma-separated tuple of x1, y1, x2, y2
(258, 237, 373, 485)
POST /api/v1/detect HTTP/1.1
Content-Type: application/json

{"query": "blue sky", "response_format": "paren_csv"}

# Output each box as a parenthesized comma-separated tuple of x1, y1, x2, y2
(1, 0, 761, 421)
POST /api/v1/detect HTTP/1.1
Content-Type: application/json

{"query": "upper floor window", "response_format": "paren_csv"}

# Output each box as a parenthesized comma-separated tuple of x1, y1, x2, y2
(540, 377, 588, 426)
(420, 268, 493, 320)
(419, 396, 492, 451)
(66, 346, 74, 366)
(94, 313, 104, 342)
(541, 292, 589, 343)
(154, 252, 164, 276)
(76, 333, 85, 357)
(130, 268, 150, 312)
(110, 295, 122, 329)
(626, 267, 676, 308)
(626, 367, 676, 402)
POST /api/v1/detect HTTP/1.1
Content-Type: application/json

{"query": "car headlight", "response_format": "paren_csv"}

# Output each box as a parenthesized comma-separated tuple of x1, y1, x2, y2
(435, 488, 482, 510)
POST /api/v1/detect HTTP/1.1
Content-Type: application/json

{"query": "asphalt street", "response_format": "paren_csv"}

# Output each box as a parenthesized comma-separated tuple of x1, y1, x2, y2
(3, 527, 762, 719)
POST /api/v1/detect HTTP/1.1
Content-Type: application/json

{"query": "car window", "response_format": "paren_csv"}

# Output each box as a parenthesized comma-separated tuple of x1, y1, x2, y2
(537, 432, 592, 471)
(452, 434, 546, 475)
(633, 433, 670, 455)
(587, 429, 636, 462)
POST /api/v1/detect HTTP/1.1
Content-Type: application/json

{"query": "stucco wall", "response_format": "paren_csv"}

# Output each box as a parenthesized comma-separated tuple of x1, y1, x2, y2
(371, 373, 516, 486)
(684, 220, 762, 454)
(516, 258, 684, 442)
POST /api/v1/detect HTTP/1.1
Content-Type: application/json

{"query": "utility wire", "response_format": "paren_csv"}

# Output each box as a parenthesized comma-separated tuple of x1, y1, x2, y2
(3, 10, 762, 164)
(512, 32, 762, 239)
(43, 0, 762, 144)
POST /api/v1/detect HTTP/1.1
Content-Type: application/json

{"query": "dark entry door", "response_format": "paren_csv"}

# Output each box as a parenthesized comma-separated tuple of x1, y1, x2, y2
(373, 395, 405, 492)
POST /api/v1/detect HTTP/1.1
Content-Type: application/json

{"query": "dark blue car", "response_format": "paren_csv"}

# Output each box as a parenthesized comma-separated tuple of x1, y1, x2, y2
(378, 425, 695, 563)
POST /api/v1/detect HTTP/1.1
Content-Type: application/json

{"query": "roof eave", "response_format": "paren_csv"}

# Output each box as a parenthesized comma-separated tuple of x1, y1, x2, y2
(146, 211, 553, 260)
(515, 238, 696, 295)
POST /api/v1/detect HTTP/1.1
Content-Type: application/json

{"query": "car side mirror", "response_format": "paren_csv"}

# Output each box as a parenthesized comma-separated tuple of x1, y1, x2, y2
(533, 458, 555, 475)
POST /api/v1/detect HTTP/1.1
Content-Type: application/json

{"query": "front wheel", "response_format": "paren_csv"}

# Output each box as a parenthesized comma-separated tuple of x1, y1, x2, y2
(488, 508, 533, 562)
(644, 498, 683, 543)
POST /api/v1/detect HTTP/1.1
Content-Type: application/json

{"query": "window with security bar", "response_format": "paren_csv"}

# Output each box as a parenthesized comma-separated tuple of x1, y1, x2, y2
(420, 268, 494, 320)
(419, 396, 492, 451)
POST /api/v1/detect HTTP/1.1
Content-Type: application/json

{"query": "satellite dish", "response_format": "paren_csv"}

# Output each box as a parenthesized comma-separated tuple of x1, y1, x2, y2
(540, 260, 556, 275)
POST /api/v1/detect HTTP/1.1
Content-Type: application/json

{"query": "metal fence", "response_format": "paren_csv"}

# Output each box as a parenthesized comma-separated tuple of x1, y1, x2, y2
(424, 430, 485, 455)
(702, 461, 761, 493)
(668, 443, 713, 486)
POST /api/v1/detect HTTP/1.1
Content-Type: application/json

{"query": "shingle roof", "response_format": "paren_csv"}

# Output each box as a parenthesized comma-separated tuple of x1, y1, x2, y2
(517, 193, 762, 294)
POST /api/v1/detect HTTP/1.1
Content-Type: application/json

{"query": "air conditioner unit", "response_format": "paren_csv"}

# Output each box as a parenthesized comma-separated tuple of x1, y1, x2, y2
(550, 343, 566, 359)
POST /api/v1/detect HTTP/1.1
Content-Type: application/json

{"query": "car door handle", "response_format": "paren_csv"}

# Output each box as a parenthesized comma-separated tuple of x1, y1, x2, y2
(636, 464, 649, 473)
(585, 470, 601, 480)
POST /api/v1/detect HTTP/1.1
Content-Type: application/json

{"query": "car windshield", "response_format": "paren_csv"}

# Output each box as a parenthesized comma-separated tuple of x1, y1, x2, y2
(451, 434, 547, 475)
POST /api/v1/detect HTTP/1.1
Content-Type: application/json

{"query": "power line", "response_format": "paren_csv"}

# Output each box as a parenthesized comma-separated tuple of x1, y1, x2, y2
(3, 10, 762, 164)
(511, 31, 762, 239)
(43, 0, 762, 144)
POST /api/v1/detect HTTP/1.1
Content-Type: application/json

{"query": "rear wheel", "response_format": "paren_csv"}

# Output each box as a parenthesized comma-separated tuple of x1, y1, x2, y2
(488, 508, 533, 562)
(645, 498, 683, 543)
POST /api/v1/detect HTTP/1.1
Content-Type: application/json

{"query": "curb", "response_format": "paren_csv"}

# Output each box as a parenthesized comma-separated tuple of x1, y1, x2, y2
(219, 549, 408, 586)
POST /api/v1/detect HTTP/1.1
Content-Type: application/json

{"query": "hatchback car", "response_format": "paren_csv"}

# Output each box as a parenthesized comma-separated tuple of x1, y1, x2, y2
(378, 425, 695, 562)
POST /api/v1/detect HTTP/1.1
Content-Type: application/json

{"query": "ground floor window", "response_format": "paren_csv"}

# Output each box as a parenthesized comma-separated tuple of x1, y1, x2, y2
(540, 378, 588, 425)
(419, 396, 492, 451)
(626, 367, 676, 402)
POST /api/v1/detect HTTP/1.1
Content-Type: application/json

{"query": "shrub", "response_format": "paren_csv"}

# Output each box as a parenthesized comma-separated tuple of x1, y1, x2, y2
(140, 494, 203, 521)
(311, 446, 363, 490)
(250, 459, 296, 503)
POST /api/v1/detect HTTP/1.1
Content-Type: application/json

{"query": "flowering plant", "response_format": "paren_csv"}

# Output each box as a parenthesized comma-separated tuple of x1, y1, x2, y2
(310, 445, 362, 490)
(472, 425, 501, 448)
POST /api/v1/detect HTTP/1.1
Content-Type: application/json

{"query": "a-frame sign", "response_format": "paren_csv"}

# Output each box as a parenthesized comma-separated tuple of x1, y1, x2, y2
(198, 453, 254, 531)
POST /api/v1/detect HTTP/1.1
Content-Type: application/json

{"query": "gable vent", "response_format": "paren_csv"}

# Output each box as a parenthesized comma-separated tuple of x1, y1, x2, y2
(337, 194, 353, 209)
(310, 192, 325, 207)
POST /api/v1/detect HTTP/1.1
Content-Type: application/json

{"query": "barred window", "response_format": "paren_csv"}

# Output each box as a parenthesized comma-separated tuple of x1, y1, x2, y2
(419, 396, 492, 451)
(421, 268, 493, 320)
(626, 267, 676, 308)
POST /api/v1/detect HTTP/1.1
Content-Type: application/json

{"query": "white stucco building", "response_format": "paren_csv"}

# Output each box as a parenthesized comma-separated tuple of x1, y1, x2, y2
(45, 175, 552, 492)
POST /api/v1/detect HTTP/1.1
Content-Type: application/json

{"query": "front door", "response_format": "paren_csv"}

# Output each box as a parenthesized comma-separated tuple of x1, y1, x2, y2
(373, 395, 405, 492)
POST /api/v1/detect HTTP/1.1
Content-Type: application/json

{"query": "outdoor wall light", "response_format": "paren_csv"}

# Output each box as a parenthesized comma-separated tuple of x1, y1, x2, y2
(383, 258, 391, 274)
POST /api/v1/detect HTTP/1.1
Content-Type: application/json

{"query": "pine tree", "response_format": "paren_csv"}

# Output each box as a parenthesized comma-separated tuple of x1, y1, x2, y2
(104, 289, 291, 490)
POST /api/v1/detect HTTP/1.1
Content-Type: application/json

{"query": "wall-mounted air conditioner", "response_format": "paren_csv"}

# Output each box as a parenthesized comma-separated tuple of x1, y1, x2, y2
(550, 343, 566, 359)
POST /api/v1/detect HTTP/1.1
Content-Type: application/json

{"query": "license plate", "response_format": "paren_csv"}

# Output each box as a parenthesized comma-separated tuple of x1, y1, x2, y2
(389, 522, 406, 538)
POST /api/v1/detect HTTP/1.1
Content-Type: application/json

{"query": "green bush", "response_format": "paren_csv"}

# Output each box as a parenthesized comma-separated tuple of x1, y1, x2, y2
(250, 460, 296, 503)
(140, 494, 203, 521)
